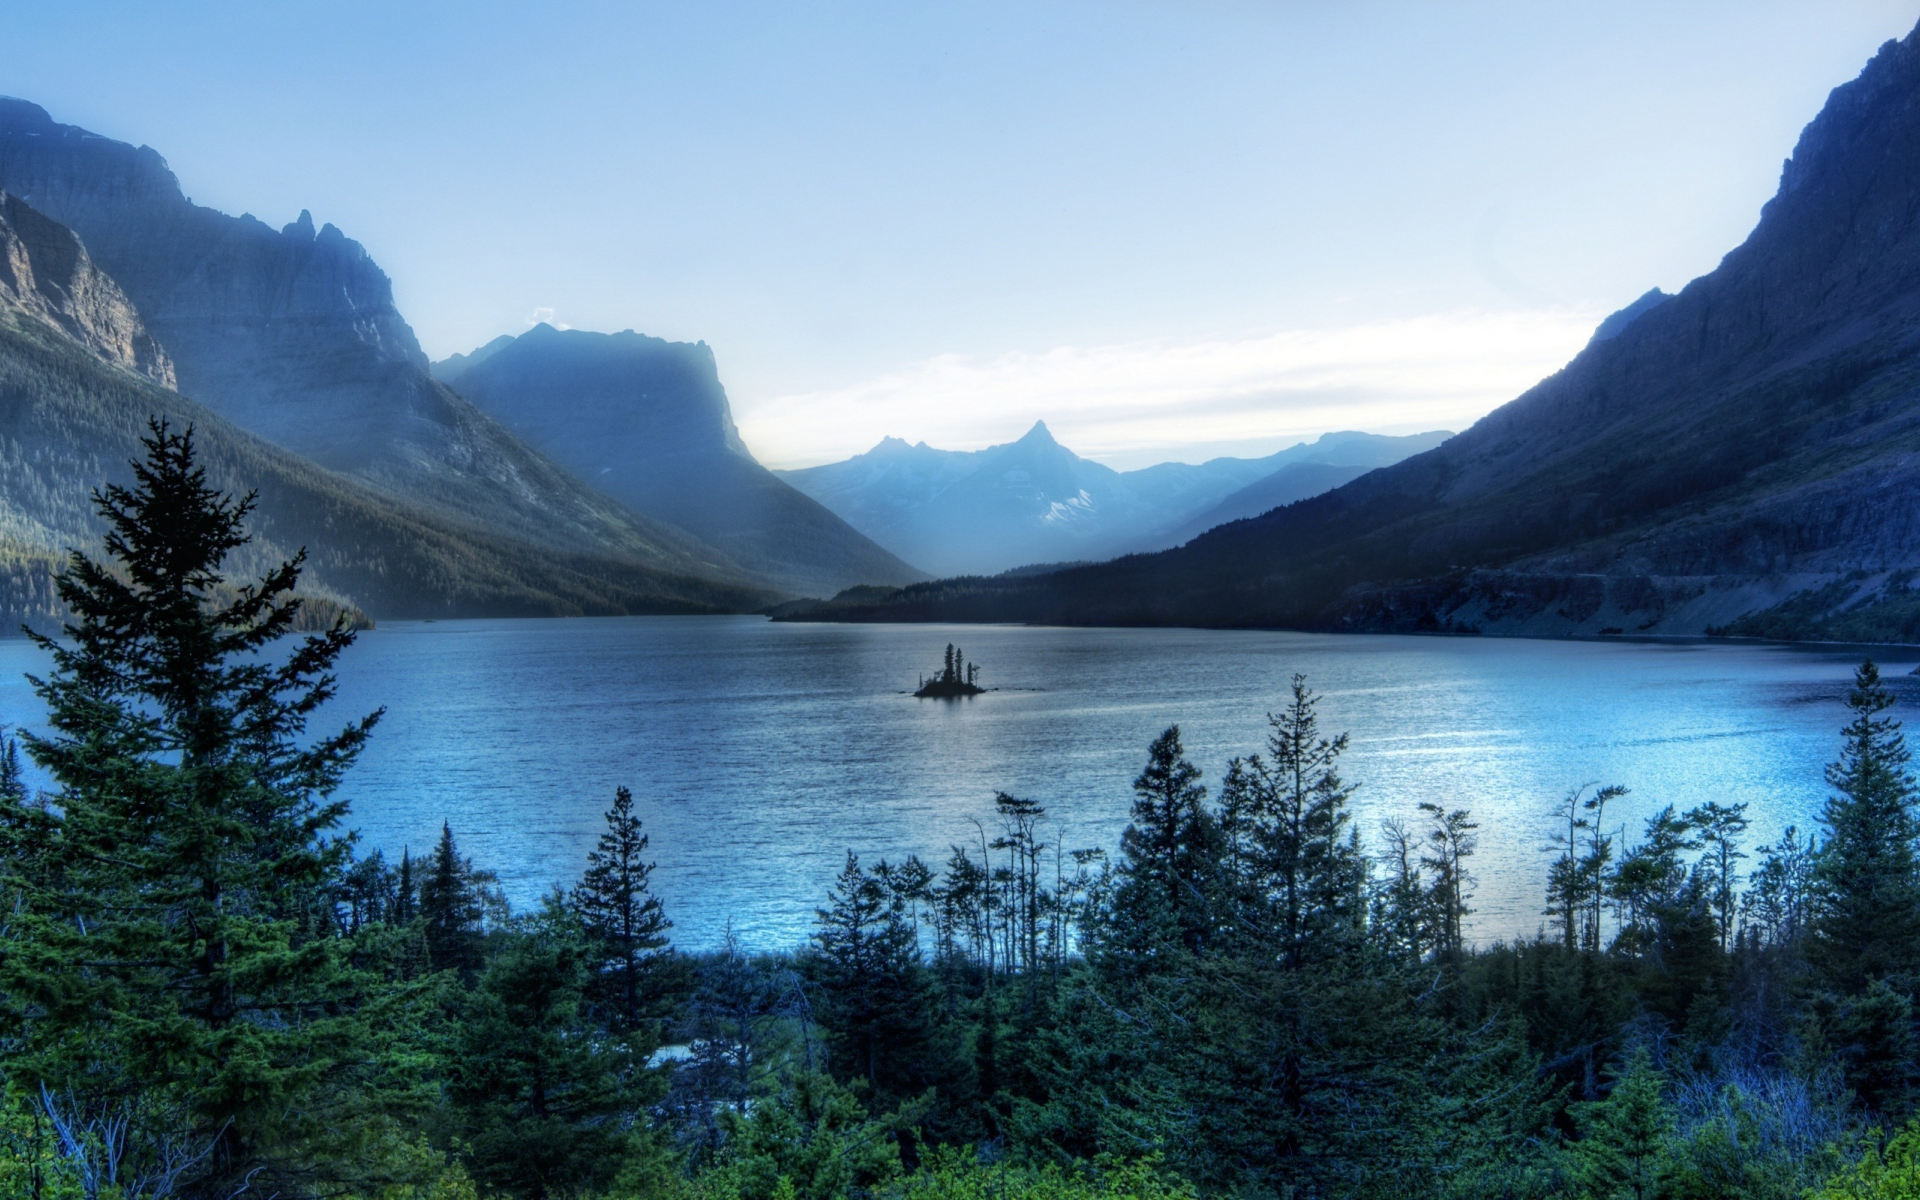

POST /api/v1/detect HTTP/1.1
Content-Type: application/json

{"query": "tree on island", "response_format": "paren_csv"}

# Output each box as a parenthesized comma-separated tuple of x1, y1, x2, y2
(918, 643, 984, 697)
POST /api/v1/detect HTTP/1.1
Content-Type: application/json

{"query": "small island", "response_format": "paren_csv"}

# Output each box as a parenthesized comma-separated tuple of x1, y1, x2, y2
(916, 642, 985, 698)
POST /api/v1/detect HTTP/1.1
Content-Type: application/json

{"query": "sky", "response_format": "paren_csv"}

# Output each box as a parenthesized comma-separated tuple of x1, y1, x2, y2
(6, 1, 1917, 468)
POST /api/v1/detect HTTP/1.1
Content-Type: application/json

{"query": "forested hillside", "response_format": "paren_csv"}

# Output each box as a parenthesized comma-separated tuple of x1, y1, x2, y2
(12, 431, 1920, 1200)
(0, 313, 778, 628)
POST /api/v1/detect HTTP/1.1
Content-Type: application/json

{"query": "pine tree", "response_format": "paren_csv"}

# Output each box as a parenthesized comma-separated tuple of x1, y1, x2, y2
(1688, 800, 1749, 952)
(395, 846, 417, 923)
(1813, 660, 1920, 991)
(1219, 677, 1366, 964)
(811, 852, 940, 1103)
(1418, 802, 1478, 957)
(421, 821, 489, 978)
(1568, 1049, 1674, 1200)
(452, 902, 664, 1199)
(1107, 726, 1218, 961)
(0, 421, 386, 1190)
(573, 786, 672, 1032)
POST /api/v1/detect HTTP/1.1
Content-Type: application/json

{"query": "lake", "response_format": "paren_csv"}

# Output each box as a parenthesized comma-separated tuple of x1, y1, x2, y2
(0, 617, 1905, 950)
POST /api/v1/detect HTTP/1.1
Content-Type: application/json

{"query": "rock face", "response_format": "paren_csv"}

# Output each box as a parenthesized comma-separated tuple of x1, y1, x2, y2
(0, 99, 749, 578)
(0, 191, 172, 385)
(437, 324, 925, 595)
(779, 424, 1449, 577)
(792, 19, 1920, 641)
(0, 298, 779, 630)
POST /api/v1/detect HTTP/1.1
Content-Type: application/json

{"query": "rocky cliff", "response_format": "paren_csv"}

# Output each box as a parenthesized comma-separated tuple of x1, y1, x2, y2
(0, 99, 762, 584)
(439, 324, 924, 595)
(0, 190, 172, 386)
(785, 20, 1920, 642)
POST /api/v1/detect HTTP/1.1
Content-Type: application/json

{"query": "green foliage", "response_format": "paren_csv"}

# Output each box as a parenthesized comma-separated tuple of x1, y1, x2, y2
(1568, 1050, 1674, 1200)
(0, 1088, 84, 1200)
(573, 787, 673, 1033)
(810, 853, 944, 1108)
(882, 1148, 1195, 1199)
(0, 422, 396, 1193)
(14, 435, 1920, 1200)
(686, 1072, 923, 1200)
(1810, 1118, 1920, 1199)
(1814, 661, 1920, 992)
(447, 905, 663, 1199)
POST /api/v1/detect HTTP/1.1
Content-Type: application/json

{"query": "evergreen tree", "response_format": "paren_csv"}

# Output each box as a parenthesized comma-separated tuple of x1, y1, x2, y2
(1107, 726, 1218, 960)
(0, 421, 386, 1190)
(451, 903, 664, 1199)
(421, 822, 489, 978)
(1418, 801, 1478, 957)
(573, 786, 672, 1032)
(395, 846, 417, 923)
(1689, 800, 1749, 952)
(1813, 660, 1920, 991)
(811, 852, 941, 1105)
(1217, 678, 1365, 964)
(1568, 1050, 1674, 1200)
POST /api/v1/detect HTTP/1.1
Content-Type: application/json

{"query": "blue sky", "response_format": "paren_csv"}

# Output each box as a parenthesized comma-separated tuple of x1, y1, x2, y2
(7, 2, 1916, 466)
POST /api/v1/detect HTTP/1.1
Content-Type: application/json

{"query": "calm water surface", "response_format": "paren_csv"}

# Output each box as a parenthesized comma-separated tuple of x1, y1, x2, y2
(0, 617, 1907, 950)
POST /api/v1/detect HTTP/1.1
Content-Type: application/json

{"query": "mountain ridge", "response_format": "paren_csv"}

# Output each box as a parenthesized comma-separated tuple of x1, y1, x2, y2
(778, 425, 1451, 577)
(778, 20, 1920, 642)
(0, 99, 796, 595)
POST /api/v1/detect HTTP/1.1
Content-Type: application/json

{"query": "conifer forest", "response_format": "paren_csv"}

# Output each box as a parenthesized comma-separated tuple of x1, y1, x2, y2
(17, 429, 1920, 1200)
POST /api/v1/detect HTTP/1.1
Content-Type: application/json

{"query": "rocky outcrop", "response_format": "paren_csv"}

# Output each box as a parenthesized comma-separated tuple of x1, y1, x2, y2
(440, 324, 925, 595)
(0, 191, 171, 385)
(0, 98, 760, 585)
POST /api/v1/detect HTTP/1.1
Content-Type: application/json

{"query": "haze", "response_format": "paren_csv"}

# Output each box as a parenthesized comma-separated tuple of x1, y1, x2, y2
(7, 0, 1911, 467)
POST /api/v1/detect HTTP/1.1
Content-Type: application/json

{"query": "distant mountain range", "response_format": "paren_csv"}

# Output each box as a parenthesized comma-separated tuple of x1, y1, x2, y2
(434, 325, 922, 596)
(777, 423, 1450, 577)
(780, 22, 1920, 642)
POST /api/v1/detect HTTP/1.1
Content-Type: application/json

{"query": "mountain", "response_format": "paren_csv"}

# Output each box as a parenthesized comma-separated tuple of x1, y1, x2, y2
(0, 99, 765, 585)
(0, 196, 780, 629)
(781, 21, 1920, 642)
(1154, 430, 1455, 547)
(777, 424, 1450, 576)
(434, 325, 923, 595)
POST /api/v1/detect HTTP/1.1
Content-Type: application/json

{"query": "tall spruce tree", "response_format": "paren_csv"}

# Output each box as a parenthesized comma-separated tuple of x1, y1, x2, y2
(421, 822, 489, 979)
(451, 901, 666, 1199)
(1812, 660, 1920, 991)
(573, 786, 672, 1032)
(1215, 677, 1366, 964)
(0, 421, 385, 1190)
(1106, 726, 1218, 961)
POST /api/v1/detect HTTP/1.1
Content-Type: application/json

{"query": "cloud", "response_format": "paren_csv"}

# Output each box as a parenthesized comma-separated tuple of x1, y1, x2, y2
(527, 306, 572, 330)
(736, 308, 1602, 470)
